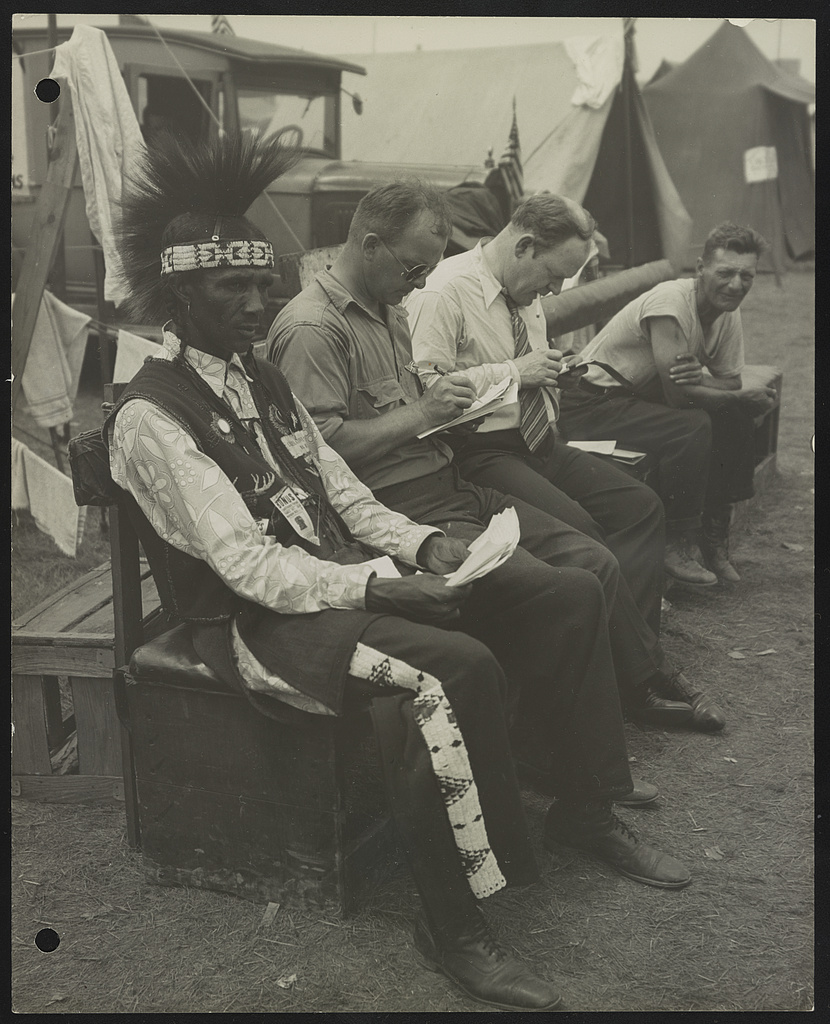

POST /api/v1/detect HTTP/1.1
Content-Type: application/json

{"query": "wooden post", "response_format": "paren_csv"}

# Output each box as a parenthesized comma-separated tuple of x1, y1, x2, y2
(46, 14, 67, 302)
(106, 382, 143, 848)
(11, 89, 78, 413)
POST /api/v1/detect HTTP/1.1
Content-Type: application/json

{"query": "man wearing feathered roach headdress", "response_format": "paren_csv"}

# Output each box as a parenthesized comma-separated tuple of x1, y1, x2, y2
(106, 131, 688, 1012)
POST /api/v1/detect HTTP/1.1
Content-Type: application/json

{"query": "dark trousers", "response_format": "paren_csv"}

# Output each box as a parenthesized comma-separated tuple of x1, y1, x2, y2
(373, 465, 634, 782)
(559, 389, 756, 530)
(450, 428, 667, 656)
(344, 613, 631, 939)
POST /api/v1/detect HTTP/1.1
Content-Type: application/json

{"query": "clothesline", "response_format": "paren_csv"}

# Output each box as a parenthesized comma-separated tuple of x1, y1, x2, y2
(12, 45, 56, 60)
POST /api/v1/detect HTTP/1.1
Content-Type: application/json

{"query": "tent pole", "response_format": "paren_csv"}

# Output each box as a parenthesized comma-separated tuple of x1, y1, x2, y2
(46, 14, 67, 302)
(622, 28, 635, 267)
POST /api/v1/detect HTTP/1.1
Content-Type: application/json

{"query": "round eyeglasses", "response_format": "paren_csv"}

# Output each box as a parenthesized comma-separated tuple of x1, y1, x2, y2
(379, 237, 440, 284)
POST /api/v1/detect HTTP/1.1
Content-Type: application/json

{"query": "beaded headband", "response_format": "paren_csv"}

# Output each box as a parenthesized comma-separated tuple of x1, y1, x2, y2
(160, 239, 274, 276)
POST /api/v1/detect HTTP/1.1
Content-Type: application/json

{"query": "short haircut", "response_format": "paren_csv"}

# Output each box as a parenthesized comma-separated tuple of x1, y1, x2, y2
(702, 222, 769, 263)
(348, 180, 453, 245)
(510, 193, 596, 251)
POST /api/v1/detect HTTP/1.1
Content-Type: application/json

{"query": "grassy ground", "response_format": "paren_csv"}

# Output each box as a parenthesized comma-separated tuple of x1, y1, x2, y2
(11, 270, 814, 1012)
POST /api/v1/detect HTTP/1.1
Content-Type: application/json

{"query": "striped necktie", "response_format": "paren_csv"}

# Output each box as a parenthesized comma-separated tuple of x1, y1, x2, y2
(504, 293, 551, 453)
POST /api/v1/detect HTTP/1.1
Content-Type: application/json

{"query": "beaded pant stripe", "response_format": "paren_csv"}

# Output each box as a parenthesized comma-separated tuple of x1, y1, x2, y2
(349, 641, 506, 899)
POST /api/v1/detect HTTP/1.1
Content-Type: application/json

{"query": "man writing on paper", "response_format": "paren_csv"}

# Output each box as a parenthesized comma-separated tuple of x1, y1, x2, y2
(403, 191, 724, 733)
(268, 178, 694, 901)
(558, 222, 776, 585)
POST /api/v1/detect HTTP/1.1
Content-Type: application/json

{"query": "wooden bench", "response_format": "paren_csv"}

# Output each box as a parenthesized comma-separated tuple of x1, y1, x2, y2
(12, 561, 161, 805)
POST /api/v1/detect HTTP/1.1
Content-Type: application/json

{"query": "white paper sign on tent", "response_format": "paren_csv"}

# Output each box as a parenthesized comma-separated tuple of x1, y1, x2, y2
(744, 146, 778, 184)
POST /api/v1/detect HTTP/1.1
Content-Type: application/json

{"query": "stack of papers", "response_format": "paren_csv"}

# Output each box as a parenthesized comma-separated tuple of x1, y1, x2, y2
(417, 378, 518, 438)
(566, 439, 647, 465)
(444, 507, 521, 587)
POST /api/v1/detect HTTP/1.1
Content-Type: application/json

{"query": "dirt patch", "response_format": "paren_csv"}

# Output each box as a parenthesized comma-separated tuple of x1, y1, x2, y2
(12, 272, 814, 1011)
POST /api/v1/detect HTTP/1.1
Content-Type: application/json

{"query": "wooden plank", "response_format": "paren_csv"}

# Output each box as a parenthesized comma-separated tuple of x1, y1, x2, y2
(12, 561, 154, 635)
(81, 574, 160, 635)
(11, 90, 79, 412)
(12, 675, 53, 775)
(128, 681, 341, 809)
(70, 676, 124, 777)
(12, 562, 112, 631)
(42, 676, 67, 749)
(13, 632, 115, 648)
(12, 645, 114, 678)
(12, 775, 124, 804)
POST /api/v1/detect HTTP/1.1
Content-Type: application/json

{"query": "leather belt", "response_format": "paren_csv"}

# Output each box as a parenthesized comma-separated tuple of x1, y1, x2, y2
(577, 379, 615, 396)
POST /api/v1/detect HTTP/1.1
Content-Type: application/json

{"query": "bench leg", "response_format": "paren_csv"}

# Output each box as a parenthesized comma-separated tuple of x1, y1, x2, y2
(70, 675, 123, 776)
(12, 675, 55, 775)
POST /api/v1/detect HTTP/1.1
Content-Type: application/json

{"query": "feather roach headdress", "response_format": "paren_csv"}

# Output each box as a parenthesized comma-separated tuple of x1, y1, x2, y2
(117, 129, 300, 323)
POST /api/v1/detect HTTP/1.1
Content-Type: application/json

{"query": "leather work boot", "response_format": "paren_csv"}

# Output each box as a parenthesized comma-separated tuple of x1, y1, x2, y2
(701, 506, 741, 582)
(626, 688, 694, 728)
(413, 911, 562, 1011)
(664, 536, 718, 586)
(663, 671, 726, 732)
(615, 780, 659, 807)
(544, 800, 692, 890)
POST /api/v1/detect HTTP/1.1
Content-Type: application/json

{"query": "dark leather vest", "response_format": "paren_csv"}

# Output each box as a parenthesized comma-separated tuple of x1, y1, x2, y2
(104, 352, 368, 624)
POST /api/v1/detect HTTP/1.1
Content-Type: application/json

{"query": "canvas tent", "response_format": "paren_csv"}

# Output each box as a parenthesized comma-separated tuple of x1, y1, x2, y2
(339, 34, 691, 268)
(643, 22, 815, 273)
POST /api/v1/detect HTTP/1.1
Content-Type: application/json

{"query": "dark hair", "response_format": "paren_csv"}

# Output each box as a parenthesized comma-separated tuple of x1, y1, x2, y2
(702, 222, 769, 263)
(510, 193, 596, 252)
(348, 180, 453, 245)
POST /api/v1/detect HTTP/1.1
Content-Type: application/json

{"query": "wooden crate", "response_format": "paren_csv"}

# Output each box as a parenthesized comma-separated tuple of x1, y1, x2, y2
(125, 670, 396, 914)
(12, 560, 161, 804)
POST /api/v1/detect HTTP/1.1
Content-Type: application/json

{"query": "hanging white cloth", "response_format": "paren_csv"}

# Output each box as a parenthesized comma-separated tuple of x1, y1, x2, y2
(12, 439, 30, 511)
(14, 442, 87, 557)
(14, 289, 91, 429)
(51, 24, 147, 307)
(113, 330, 160, 383)
(564, 34, 625, 110)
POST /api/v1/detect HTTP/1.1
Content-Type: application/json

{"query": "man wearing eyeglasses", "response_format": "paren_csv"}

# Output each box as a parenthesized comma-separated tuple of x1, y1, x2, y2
(267, 182, 694, 935)
(403, 192, 726, 735)
(268, 182, 722, 735)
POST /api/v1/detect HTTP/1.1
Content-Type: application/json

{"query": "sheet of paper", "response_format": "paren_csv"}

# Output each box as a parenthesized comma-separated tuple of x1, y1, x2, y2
(417, 378, 517, 438)
(566, 439, 617, 455)
(362, 555, 402, 578)
(611, 448, 648, 463)
(444, 506, 520, 586)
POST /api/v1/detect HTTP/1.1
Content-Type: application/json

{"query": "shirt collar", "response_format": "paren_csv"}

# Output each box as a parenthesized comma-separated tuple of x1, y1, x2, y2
(161, 325, 249, 399)
(317, 268, 409, 326)
(470, 240, 508, 310)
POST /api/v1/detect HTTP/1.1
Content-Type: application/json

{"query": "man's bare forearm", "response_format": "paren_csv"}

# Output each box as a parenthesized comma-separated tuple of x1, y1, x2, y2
(326, 405, 432, 467)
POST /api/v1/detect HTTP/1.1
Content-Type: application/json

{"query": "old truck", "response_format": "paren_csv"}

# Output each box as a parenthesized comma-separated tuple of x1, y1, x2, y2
(12, 22, 504, 321)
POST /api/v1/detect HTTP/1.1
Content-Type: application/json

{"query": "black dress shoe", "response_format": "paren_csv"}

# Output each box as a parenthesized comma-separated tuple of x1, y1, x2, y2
(413, 912, 562, 1011)
(544, 802, 692, 890)
(665, 673, 726, 732)
(627, 689, 694, 727)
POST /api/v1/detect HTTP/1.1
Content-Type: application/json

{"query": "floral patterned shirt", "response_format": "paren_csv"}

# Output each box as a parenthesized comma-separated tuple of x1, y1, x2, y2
(109, 328, 440, 712)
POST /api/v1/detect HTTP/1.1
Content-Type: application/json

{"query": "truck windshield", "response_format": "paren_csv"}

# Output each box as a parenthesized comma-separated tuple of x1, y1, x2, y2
(237, 85, 336, 157)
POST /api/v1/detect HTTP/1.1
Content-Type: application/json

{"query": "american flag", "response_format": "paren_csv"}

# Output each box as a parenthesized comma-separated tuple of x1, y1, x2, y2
(498, 98, 524, 210)
(211, 15, 235, 35)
